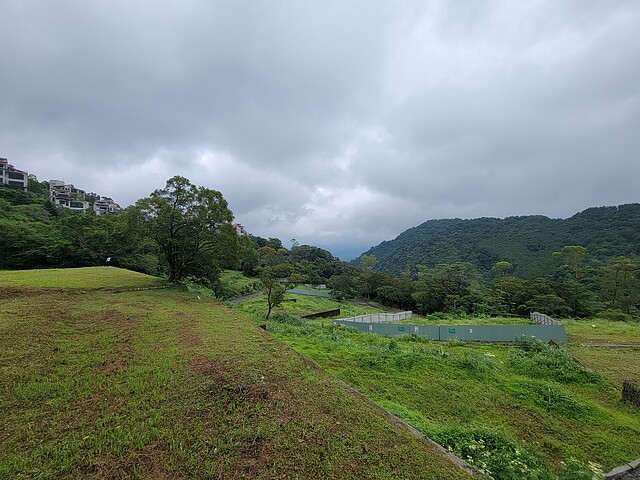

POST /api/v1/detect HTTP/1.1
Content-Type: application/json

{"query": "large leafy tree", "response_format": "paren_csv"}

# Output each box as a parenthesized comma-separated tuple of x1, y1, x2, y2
(135, 176, 234, 282)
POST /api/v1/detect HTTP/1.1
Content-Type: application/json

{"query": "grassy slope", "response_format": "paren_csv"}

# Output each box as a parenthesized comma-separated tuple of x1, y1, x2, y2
(0, 268, 471, 479)
(233, 292, 640, 478)
(565, 319, 640, 387)
(0, 267, 167, 289)
(232, 292, 384, 321)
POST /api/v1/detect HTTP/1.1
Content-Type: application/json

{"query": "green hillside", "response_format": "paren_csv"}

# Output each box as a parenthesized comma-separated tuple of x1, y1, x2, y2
(0, 267, 471, 479)
(233, 292, 640, 479)
(360, 204, 640, 278)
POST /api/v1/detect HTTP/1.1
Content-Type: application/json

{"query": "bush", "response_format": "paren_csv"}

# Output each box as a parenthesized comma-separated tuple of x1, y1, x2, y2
(434, 427, 592, 480)
(458, 350, 496, 373)
(507, 379, 598, 419)
(511, 338, 600, 384)
(270, 313, 304, 326)
(180, 276, 215, 297)
(600, 308, 637, 323)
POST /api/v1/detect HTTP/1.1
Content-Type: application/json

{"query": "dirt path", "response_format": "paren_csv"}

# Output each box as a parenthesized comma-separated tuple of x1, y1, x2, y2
(580, 342, 640, 348)
(228, 291, 262, 305)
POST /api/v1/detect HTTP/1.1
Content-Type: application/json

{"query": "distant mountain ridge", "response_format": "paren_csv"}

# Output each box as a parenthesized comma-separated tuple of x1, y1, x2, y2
(359, 204, 640, 278)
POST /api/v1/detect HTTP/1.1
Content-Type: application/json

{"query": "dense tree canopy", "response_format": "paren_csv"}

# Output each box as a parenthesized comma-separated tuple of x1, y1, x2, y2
(134, 176, 234, 283)
(360, 205, 640, 279)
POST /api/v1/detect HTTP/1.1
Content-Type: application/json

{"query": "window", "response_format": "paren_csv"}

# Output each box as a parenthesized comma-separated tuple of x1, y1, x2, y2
(8, 172, 25, 180)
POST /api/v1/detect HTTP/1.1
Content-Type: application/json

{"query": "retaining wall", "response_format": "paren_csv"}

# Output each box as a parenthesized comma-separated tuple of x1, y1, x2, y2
(622, 380, 640, 407)
(302, 309, 341, 319)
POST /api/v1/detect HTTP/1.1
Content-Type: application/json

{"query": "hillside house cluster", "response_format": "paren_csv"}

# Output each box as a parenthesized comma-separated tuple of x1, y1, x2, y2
(49, 180, 121, 215)
(49, 180, 90, 212)
(0, 157, 28, 191)
(1, 155, 122, 215)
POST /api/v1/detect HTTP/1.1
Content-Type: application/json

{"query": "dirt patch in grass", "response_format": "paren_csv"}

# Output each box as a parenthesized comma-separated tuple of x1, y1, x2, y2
(180, 329, 202, 347)
(178, 314, 203, 348)
(0, 286, 32, 299)
(188, 354, 227, 378)
(91, 443, 176, 480)
(188, 353, 291, 408)
(0, 286, 75, 300)
(97, 309, 138, 376)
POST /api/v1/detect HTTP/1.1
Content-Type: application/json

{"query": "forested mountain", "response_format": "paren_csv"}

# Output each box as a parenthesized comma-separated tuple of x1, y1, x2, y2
(360, 204, 640, 278)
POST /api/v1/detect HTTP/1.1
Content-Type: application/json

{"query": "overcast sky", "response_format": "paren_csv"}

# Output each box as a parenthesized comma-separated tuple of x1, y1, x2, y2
(2, 1, 639, 259)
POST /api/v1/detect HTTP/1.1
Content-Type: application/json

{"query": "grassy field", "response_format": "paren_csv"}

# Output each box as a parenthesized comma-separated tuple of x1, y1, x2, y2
(0, 267, 166, 290)
(563, 318, 640, 387)
(0, 268, 472, 479)
(232, 292, 384, 321)
(233, 291, 640, 480)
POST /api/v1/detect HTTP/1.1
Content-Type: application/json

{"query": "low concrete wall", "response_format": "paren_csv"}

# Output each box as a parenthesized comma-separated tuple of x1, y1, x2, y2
(334, 320, 567, 343)
(605, 458, 640, 479)
(622, 380, 640, 407)
(302, 309, 341, 319)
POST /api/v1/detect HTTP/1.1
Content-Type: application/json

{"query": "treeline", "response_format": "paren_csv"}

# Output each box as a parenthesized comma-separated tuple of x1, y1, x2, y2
(0, 176, 346, 293)
(2, 177, 638, 320)
(335, 250, 639, 321)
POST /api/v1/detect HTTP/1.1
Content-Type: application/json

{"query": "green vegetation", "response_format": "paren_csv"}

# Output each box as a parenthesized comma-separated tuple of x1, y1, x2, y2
(233, 292, 640, 480)
(233, 290, 383, 321)
(217, 269, 263, 299)
(2, 175, 639, 320)
(0, 267, 166, 290)
(0, 268, 472, 479)
(133, 176, 233, 283)
(361, 205, 640, 279)
(3, 171, 640, 478)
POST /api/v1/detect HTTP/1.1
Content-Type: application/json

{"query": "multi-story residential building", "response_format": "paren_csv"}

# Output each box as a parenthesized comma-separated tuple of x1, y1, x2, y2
(93, 197, 122, 215)
(49, 180, 90, 212)
(0, 157, 28, 191)
(49, 180, 121, 214)
(234, 223, 247, 235)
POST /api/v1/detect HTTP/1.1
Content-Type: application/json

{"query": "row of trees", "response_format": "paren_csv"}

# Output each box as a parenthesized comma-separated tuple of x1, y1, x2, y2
(2, 176, 638, 320)
(326, 249, 639, 320)
(247, 242, 639, 320)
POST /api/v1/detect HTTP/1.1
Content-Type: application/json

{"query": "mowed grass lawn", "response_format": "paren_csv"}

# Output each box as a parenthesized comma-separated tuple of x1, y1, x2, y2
(0, 268, 471, 479)
(0, 267, 167, 289)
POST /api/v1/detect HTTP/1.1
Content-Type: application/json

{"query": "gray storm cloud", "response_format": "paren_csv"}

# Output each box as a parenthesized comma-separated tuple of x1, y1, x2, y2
(1, 0, 639, 259)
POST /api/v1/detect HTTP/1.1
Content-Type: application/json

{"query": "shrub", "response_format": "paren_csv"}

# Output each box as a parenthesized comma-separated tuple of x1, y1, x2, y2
(180, 276, 215, 297)
(270, 313, 304, 326)
(459, 350, 496, 373)
(507, 379, 598, 419)
(511, 338, 600, 384)
(434, 427, 592, 480)
(600, 308, 637, 323)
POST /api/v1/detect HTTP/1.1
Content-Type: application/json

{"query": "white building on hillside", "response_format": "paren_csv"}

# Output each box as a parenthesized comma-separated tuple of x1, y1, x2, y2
(93, 197, 122, 215)
(234, 223, 247, 235)
(0, 157, 28, 191)
(49, 180, 90, 212)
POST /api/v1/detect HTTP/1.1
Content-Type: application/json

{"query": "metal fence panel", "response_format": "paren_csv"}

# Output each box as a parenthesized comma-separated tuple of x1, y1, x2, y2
(333, 320, 566, 343)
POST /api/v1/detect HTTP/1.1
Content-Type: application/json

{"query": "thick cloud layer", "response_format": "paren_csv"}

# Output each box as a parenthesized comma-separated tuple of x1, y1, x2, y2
(2, 1, 639, 258)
